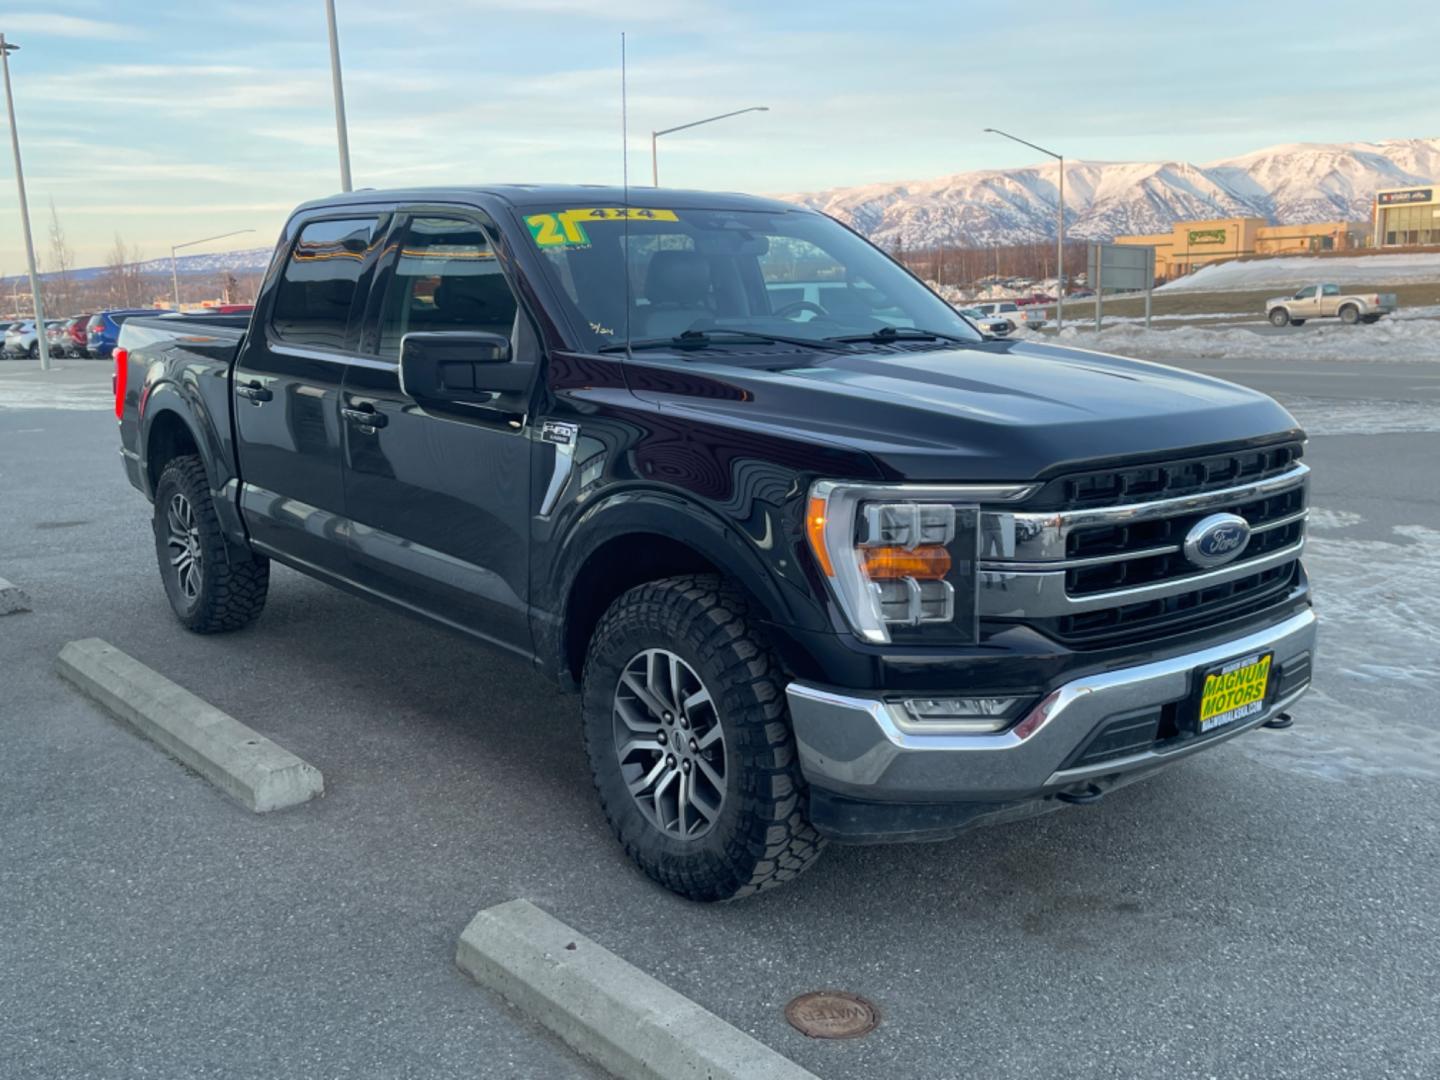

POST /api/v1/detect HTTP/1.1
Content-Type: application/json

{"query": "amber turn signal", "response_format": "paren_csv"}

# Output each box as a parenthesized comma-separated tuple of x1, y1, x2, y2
(861, 545, 952, 580)
(806, 496, 835, 577)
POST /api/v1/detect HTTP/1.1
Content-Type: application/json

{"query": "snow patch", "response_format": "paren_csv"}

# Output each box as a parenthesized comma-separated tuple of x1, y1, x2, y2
(1157, 252, 1440, 294)
(1018, 316, 1440, 363)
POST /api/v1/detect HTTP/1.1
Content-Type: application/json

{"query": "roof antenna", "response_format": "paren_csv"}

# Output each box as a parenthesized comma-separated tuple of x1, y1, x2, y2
(621, 31, 633, 362)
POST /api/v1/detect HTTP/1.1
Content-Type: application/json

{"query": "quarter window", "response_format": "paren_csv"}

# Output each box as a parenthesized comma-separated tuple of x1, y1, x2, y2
(271, 218, 379, 349)
(376, 217, 520, 361)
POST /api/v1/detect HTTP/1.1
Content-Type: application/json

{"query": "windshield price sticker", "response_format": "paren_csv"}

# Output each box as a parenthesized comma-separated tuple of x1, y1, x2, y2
(525, 207, 680, 248)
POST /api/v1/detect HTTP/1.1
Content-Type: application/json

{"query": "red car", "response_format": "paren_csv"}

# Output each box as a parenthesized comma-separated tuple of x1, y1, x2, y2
(67, 315, 91, 356)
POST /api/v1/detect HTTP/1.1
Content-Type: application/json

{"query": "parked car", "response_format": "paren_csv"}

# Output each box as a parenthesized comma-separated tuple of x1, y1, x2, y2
(116, 185, 1315, 901)
(45, 319, 72, 357)
(67, 315, 92, 356)
(4, 319, 38, 358)
(1265, 284, 1396, 327)
(973, 300, 1046, 331)
(957, 307, 1013, 336)
(1014, 292, 1056, 306)
(87, 308, 170, 358)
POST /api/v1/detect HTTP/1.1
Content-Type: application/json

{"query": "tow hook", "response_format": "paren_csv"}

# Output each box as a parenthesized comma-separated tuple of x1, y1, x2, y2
(1056, 783, 1105, 805)
(1263, 712, 1294, 730)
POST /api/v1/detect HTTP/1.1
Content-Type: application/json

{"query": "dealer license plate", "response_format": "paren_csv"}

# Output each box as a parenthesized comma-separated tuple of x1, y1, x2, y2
(1197, 652, 1273, 734)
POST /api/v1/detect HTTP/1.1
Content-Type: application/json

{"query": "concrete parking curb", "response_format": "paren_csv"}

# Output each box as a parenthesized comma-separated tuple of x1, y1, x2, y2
(0, 576, 32, 615)
(56, 637, 323, 813)
(456, 899, 818, 1080)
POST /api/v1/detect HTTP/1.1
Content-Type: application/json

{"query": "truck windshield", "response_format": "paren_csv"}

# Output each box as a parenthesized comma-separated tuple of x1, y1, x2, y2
(519, 203, 981, 354)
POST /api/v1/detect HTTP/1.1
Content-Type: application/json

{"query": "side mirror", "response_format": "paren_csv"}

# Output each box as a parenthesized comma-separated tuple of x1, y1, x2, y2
(399, 331, 529, 409)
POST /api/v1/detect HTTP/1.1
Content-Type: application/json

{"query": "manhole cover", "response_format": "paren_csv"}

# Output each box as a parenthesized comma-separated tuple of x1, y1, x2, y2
(784, 991, 880, 1039)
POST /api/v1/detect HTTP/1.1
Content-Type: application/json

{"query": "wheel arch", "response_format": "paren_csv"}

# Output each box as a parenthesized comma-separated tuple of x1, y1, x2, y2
(548, 490, 823, 688)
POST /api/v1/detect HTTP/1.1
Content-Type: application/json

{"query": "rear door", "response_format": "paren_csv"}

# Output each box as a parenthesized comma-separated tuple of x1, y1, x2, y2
(338, 209, 539, 654)
(1319, 284, 1342, 316)
(234, 213, 386, 574)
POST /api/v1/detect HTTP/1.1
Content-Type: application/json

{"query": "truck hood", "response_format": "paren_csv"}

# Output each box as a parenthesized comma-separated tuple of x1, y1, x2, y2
(629, 337, 1302, 482)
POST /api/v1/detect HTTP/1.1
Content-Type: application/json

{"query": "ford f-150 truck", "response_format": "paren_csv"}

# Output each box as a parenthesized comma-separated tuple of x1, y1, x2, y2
(116, 186, 1316, 901)
(1265, 283, 1396, 326)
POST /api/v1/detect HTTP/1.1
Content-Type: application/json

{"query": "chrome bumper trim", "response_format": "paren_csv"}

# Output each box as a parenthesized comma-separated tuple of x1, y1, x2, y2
(785, 608, 1317, 802)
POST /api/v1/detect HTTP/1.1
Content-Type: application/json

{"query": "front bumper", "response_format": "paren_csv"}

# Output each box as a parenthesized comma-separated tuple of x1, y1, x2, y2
(787, 608, 1316, 842)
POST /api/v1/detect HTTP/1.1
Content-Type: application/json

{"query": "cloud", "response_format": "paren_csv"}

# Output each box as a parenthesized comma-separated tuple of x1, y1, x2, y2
(0, 13, 141, 40)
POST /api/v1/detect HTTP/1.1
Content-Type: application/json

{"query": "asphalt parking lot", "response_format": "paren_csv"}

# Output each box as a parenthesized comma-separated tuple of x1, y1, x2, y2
(2, 357, 1438, 1079)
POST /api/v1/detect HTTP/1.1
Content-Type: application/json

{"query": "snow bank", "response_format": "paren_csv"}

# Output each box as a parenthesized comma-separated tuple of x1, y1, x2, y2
(1015, 316, 1440, 363)
(1156, 252, 1440, 293)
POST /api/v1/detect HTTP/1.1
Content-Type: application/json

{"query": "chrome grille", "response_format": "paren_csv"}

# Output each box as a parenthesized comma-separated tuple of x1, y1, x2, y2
(978, 448, 1308, 647)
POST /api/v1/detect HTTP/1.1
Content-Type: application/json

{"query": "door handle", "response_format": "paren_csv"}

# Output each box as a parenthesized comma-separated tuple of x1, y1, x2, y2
(342, 405, 388, 429)
(236, 381, 273, 403)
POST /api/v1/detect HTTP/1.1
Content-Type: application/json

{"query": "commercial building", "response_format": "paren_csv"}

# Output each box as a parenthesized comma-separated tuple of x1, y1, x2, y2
(1373, 185, 1440, 247)
(1115, 217, 1363, 281)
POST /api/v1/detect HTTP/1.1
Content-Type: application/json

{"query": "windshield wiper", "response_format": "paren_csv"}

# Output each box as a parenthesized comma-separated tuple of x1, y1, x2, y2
(824, 326, 970, 345)
(599, 329, 856, 354)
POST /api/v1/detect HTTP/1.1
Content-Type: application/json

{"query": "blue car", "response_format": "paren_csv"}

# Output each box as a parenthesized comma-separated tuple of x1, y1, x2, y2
(87, 309, 170, 358)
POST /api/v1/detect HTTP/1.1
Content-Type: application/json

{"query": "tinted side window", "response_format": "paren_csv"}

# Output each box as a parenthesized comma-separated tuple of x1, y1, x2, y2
(272, 218, 378, 349)
(375, 217, 519, 361)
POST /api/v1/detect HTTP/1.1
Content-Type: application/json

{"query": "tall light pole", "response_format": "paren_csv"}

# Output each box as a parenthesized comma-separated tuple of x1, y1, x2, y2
(1, 35, 50, 370)
(985, 127, 1065, 331)
(170, 229, 256, 309)
(324, 0, 352, 192)
(651, 106, 768, 187)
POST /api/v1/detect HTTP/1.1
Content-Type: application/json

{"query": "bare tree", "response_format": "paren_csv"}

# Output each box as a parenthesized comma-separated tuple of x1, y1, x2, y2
(104, 234, 145, 308)
(46, 199, 75, 316)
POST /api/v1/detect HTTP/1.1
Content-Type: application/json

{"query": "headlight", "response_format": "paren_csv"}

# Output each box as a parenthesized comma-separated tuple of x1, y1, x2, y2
(805, 480, 1036, 644)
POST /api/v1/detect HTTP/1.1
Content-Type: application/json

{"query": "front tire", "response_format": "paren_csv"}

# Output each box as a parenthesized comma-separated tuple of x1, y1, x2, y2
(1269, 308, 1290, 327)
(152, 454, 269, 633)
(581, 575, 824, 901)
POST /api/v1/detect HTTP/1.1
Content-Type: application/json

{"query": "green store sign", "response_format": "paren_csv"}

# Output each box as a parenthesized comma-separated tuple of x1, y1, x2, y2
(1187, 228, 1228, 245)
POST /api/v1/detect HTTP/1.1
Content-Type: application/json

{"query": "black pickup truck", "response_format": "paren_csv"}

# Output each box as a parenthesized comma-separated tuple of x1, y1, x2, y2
(116, 186, 1316, 900)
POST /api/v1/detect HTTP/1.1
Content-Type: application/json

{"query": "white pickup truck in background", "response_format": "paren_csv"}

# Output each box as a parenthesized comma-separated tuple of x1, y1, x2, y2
(1265, 284, 1397, 326)
(972, 300, 1047, 332)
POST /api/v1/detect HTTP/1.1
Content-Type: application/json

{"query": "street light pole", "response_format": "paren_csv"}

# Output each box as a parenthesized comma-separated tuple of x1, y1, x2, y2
(984, 127, 1065, 332)
(324, 0, 352, 192)
(169, 229, 257, 309)
(651, 106, 769, 187)
(1, 35, 49, 370)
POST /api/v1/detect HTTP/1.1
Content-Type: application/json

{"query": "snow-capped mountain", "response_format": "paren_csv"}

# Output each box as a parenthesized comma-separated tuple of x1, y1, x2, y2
(780, 138, 1440, 249)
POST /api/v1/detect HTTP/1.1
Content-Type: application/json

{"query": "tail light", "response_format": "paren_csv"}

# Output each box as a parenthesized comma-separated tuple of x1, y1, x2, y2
(113, 347, 128, 419)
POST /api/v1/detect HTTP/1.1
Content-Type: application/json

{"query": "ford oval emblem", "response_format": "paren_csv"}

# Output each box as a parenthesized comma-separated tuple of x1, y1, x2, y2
(1183, 513, 1251, 569)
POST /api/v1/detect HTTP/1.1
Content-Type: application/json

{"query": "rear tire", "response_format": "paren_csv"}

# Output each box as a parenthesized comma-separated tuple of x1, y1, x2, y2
(1340, 304, 1360, 325)
(581, 575, 825, 901)
(1268, 308, 1290, 327)
(152, 454, 269, 633)
(27, 341, 39, 358)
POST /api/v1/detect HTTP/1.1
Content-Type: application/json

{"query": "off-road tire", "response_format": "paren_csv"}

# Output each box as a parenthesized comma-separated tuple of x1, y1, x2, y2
(152, 454, 269, 633)
(1268, 308, 1290, 327)
(1339, 304, 1360, 325)
(581, 575, 825, 901)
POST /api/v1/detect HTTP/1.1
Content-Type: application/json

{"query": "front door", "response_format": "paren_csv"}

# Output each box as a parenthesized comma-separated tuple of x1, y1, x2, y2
(1289, 286, 1320, 318)
(340, 212, 538, 656)
(234, 214, 385, 575)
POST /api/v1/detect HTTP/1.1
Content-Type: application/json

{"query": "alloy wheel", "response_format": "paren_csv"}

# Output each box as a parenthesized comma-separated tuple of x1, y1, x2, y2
(612, 648, 727, 840)
(165, 493, 204, 602)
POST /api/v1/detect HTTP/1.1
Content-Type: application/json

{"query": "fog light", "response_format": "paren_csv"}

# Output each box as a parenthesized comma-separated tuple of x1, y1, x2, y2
(896, 696, 1028, 734)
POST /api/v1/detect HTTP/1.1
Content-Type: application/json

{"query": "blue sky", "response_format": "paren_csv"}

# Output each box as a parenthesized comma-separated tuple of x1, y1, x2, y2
(2, 0, 1436, 270)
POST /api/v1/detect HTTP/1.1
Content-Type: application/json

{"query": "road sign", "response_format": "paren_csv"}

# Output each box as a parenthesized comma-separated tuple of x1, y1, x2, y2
(1087, 243, 1156, 329)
